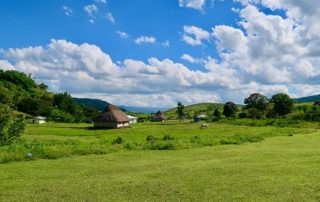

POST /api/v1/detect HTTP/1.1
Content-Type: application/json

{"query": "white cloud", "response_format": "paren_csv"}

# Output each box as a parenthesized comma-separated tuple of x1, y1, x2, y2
(162, 40, 170, 47)
(182, 25, 210, 46)
(84, 4, 98, 17)
(181, 54, 203, 64)
(105, 12, 115, 23)
(117, 31, 129, 39)
(2, 1, 320, 107)
(62, 6, 73, 16)
(134, 36, 156, 45)
(179, 0, 206, 11)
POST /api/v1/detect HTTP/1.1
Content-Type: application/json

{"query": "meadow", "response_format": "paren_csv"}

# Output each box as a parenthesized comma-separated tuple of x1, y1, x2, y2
(1, 121, 320, 201)
(0, 120, 317, 163)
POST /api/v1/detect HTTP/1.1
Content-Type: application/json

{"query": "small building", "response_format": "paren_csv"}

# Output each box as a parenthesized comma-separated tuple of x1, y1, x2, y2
(152, 111, 166, 122)
(94, 105, 129, 129)
(29, 116, 46, 124)
(127, 115, 138, 124)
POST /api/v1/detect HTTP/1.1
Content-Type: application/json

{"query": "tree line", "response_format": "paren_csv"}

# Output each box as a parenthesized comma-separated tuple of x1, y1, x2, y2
(177, 92, 320, 121)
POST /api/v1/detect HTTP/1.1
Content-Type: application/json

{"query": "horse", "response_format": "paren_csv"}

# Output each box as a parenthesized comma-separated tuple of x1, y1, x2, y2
(200, 123, 208, 129)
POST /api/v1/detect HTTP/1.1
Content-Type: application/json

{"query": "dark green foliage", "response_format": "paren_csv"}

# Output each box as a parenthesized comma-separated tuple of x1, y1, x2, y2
(270, 93, 295, 116)
(146, 135, 157, 142)
(238, 112, 247, 119)
(304, 106, 320, 121)
(0, 70, 36, 91)
(244, 93, 269, 119)
(112, 137, 125, 144)
(223, 102, 238, 119)
(162, 134, 175, 141)
(0, 104, 25, 146)
(53, 92, 76, 114)
(48, 109, 75, 123)
(213, 109, 221, 121)
(176, 102, 185, 120)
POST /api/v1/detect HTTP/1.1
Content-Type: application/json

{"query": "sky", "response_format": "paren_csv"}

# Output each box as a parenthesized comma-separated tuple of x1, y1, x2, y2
(0, 0, 320, 108)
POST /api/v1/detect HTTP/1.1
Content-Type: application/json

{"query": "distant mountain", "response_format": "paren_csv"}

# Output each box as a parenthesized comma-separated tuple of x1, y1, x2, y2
(119, 106, 167, 114)
(296, 95, 320, 103)
(73, 98, 165, 113)
(73, 98, 110, 111)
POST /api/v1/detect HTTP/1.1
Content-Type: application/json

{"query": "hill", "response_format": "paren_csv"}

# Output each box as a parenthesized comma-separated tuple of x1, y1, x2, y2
(165, 103, 225, 119)
(0, 70, 98, 122)
(73, 98, 110, 111)
(296, 94, 320, 103)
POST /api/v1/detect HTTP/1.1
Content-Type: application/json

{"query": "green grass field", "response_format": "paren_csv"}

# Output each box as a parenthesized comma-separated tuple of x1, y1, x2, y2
(1, 121, 320, 201)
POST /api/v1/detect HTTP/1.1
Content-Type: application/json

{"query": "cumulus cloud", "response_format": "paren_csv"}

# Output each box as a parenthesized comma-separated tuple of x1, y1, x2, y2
(62, 6, 73, 16)
(179, 0, 206, 11)
(182, 26, 210, 46)
(1, 0, 320, 107)
(134, 36, 156, 45)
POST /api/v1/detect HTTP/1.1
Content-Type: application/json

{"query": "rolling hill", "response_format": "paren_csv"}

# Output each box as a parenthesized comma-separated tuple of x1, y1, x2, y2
(296, 94, 320, 103)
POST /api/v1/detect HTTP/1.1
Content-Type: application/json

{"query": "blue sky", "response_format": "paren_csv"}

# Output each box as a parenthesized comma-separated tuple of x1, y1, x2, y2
(0, 0, 240, 70)
(0, 0, 320, 107)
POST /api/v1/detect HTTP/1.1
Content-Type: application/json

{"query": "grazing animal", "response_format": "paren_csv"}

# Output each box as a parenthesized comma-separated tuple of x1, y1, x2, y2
(200, 123, 208, 129)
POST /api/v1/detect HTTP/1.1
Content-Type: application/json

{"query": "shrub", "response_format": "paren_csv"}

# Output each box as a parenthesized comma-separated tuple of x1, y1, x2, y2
(0, 104, 25, 146)
(112, 137, 125, 144)
(146, 135, 157, 142)
(162, 134, 174, 141)
(238, 112, 247, 119)
(304, 106, 320, 121)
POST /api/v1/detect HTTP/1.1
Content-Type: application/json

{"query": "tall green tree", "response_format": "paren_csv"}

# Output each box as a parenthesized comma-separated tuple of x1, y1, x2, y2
(270, 93, 295, 116)
(176, 102, 185, 121)
(244, 93, 269, 119)
(223, 102, 237, 119)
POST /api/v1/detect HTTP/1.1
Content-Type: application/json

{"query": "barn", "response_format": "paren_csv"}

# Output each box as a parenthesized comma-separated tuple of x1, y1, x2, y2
(94, 105, 129, 128)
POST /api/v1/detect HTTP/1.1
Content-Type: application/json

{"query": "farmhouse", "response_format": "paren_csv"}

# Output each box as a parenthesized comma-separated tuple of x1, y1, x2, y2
(127, 115, 137, 124)
(94, 105, 129, 128)
(152, 111, 166, 121)
(29, 116, 46, 124)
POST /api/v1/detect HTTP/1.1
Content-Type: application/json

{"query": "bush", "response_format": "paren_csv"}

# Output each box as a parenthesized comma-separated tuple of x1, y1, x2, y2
(162, 134, 175, 141)
(0, 104, 25, 146)
(146, 135, 157, 142)
(112, 137, 125, 144)
(304, 106, 320, 121)
(238, 112, 247, 119)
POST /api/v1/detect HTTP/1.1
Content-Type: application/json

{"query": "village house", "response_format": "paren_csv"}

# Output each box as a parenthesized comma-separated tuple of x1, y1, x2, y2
(29, 116, 46, 124)
(127, 115, 138, 124)
(94, 105, 129, 128)
(152, 111, 166, 122)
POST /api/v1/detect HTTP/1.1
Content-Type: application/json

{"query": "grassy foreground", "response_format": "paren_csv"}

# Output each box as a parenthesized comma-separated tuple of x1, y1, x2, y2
(1, 130, 320, 201)
(0, 121, 316, 163)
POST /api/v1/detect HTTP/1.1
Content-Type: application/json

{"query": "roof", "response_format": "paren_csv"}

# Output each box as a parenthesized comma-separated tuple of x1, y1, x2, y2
(94, 105, 129, 123)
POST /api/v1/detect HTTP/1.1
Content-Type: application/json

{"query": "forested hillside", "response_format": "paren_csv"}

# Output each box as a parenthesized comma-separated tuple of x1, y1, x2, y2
(0, 70, 98, 123)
